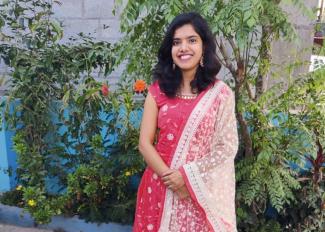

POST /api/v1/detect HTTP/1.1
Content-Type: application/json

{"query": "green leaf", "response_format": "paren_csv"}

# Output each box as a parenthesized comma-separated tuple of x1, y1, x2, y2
(246, 17, 255, 28)
(0, 16, 5, 28)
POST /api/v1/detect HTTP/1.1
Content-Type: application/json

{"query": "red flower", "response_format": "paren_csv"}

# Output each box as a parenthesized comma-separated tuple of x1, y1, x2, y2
(133, 80, 147, 93)
(101, 84, 109, 96)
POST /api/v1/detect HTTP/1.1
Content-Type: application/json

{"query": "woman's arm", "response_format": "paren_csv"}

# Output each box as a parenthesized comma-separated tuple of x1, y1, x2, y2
(138, 92, 170, 177)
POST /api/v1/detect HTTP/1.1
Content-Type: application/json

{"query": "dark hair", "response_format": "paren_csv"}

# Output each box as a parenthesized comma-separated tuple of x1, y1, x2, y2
(153, 12, 221, 97)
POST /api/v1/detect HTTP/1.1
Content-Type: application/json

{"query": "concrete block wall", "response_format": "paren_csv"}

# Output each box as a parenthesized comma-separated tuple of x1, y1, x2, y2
(52, 0, 123, 85)
(0, 0, 319, 88)
(53, 0, 121, 42)
(269, 1, 318, 88)
(0, 0, 123, 89)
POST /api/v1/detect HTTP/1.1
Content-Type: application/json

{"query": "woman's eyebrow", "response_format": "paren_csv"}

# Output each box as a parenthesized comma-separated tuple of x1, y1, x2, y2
(173, 35, 199, 40)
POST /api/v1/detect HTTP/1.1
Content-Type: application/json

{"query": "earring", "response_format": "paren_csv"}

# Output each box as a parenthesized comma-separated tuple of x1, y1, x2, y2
(200, 56, 204, 67)
(173, 63, 176, 70)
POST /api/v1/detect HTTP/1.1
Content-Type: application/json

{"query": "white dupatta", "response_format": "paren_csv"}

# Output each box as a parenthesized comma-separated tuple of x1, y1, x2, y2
(159, 81, 238, 232)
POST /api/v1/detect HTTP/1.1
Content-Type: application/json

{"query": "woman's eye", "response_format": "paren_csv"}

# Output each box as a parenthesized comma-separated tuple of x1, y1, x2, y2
(172, 40, 180, 46)
(189, 38, 197, 43)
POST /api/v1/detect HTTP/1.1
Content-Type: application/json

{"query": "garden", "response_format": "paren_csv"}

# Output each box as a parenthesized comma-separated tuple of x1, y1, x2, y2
(0, 0, 325, 231)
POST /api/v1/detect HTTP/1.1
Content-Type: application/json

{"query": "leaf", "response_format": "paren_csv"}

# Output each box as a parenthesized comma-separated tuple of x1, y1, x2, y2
(62, 89, 71, 107)
(257, 150, 271, 162)
(53, 0, 62, 6)
(247, 17, 255, 28)
(0, 16, 5, 28)
(50, 21, 63, 40)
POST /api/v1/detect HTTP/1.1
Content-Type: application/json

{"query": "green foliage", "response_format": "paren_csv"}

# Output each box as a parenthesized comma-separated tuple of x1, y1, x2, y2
(0, 74, 9, 87)
(0, 0, 144, 225)
(59, 83, 145, 223)
(22, 186, 66, 224)
(114, 0, 313, 83)
(236, 157, 300, 212)
(281, 182, 325, 231)
(237, 67, 325, 229)
(65, 160, 139, 224)
(278, 68, 325, 231)
(237, 208, 282, 232)
(0, 188, 24, 207)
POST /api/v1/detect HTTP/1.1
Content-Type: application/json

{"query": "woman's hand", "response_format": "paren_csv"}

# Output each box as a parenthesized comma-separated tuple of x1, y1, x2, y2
(176, 185, 190, 199)
(161, 169, 185, 191)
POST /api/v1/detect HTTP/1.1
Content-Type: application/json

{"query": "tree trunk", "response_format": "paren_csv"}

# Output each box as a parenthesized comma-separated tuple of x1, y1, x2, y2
(255, 25, 273, 101)
(235, 71, 253, 157)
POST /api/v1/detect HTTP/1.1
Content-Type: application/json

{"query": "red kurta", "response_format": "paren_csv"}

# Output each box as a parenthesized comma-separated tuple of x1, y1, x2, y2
(133, 81, 213, 232)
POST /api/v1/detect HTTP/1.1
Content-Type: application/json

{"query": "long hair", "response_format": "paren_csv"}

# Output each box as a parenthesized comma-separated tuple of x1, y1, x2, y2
(153, 12, 221, 97)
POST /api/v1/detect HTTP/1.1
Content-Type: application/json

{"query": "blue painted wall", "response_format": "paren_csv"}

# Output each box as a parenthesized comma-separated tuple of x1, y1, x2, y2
(0, 97, 143, 192)
(0, 97, 18, 191)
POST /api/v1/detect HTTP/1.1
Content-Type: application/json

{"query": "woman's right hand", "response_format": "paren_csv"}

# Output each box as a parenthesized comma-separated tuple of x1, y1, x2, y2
(176, 185, 190, 199)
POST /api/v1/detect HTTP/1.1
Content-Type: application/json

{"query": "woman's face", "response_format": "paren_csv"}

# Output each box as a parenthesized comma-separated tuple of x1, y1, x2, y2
(171, 24, 203, 73)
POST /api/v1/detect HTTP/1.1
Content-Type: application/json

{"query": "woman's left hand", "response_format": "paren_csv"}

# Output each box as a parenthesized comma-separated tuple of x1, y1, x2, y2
(161, 169, 185, 191)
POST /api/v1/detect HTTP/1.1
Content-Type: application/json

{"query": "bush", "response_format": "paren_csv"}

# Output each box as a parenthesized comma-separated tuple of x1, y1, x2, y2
(0, 0, 145, 224)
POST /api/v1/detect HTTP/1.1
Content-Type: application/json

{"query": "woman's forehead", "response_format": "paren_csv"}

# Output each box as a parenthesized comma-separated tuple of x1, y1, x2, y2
(173, 24, 200, 39)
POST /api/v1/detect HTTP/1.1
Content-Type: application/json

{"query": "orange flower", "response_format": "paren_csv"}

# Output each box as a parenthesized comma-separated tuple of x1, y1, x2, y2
(133, 80, 147, 93)
(101, 84, 109, 96)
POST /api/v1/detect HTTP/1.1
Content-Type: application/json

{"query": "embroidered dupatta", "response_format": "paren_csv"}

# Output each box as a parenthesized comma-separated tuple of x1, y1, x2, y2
(159, 81, 238, 232)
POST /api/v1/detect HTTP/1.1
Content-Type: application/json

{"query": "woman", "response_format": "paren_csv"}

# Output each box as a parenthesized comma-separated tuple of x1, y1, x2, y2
(134, 12, 238, 232)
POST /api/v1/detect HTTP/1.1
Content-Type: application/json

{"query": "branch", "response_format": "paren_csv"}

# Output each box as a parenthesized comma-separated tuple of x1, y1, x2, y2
(256, 26, 273, 93)
(215, 50, 227, 67)
(228, 37, 241, 64)
(244, 32, 255, 79)
(215, 38, 237, 77)
(235, 85, 254, 157)
(245, 81, 254, 100)
(247, 32, 273, 75)
(228, 37, 245, 86)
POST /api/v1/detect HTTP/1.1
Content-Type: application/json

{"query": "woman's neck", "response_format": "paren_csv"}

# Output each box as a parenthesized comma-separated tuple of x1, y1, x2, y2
(181, 68, 197, 94)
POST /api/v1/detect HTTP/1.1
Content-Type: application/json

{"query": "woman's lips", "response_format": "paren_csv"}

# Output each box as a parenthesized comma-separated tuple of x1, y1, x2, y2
(178, 54, 192, 60)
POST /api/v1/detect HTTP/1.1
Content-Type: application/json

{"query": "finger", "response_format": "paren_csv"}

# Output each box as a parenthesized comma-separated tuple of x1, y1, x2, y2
(164, 174, 177, 182)
(164, 180, 178, 187)
(163, 176, 177, 183)
(164, 180, 172, 186)
(161, 176, 170, 182)
(170, 185, 178, 191)
(162, 170, 175, 177)
(174, 184, 183, 191)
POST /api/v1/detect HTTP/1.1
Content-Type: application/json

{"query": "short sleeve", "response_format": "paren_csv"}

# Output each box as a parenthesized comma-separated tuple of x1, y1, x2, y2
(148, 81, 168, 108)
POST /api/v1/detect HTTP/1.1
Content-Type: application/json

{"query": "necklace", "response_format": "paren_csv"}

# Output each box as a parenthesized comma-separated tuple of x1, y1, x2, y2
(175, 93, 198, 99)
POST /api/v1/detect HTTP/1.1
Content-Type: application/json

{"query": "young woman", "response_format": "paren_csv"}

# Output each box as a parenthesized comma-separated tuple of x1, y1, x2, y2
(134, 12, 238, 232)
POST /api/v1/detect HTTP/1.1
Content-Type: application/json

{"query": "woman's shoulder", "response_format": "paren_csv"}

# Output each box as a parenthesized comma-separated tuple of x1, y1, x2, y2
(213, 78, 234, 99)
(148, 80, 159, 89)
(148, 81, 168, 107)
(148, 80, 162, 96)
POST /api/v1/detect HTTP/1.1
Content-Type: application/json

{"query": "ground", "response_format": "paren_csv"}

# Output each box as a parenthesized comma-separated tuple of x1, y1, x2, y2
(0, 223, 53, 232)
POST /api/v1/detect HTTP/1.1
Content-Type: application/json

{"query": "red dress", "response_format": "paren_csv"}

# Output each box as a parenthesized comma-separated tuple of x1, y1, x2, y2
(133, 82, 212, 232)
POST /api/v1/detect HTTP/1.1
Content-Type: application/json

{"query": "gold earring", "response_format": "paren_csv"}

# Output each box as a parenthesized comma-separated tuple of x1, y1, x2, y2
(173, 63, 176, 70)
(200, 56, 204, 67)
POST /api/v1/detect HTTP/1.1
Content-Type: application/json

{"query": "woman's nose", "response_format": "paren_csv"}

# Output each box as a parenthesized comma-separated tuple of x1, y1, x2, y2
(180, 41, 188, 51)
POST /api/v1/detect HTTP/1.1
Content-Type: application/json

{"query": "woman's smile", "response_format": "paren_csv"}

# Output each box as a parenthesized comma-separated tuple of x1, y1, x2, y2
(178, 54, 193, 61)
(171, 24, 203, 72)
